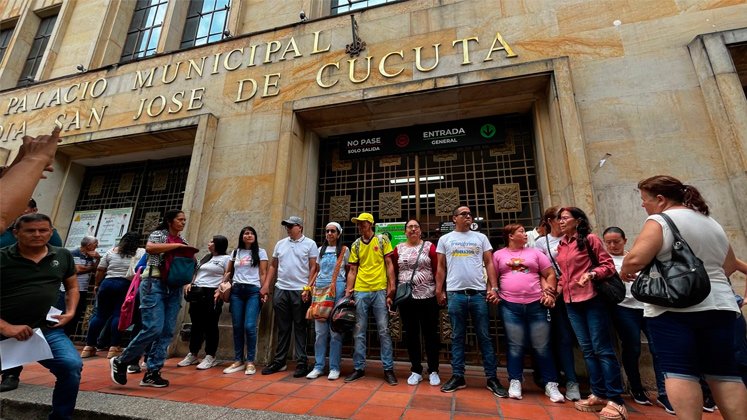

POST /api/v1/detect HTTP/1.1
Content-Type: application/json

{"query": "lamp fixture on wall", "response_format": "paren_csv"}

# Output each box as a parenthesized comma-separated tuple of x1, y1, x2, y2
(76, 64, 87, 72)
(300, 11, 307, 22)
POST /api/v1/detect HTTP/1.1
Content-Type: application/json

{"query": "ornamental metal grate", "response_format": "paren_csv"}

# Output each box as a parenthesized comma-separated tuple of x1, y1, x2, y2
(66, 156, 191, 344)
(312, 114, 542, 365)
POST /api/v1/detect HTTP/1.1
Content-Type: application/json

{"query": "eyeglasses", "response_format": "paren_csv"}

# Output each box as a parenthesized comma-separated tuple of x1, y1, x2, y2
(558, 216, 574, 221)
(457, 211, 472, 218)
(406, 225, 420, 230)
(325, 229, 338, 233)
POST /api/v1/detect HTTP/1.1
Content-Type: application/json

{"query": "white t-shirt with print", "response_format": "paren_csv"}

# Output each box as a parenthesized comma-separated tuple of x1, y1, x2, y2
(193, 254, 231, 287)
(232, 248, 268, 286)
(436, 230, 492, 291)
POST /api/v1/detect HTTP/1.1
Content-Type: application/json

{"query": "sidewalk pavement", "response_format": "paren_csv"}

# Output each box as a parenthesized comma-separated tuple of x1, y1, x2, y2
(0, 355, 725, 419)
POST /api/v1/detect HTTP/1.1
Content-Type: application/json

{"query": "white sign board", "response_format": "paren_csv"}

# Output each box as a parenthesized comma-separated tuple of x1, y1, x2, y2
(96, 208, 133, 253)
(65, 210, 102, 249)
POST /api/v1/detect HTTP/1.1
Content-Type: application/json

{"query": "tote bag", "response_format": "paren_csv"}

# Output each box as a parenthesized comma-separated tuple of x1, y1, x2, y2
(118, 267, 143, 331)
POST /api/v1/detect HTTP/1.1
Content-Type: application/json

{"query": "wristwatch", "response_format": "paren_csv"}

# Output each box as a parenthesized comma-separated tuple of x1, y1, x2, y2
(490, 287, 500, 293)
(588, 271, 597, 279)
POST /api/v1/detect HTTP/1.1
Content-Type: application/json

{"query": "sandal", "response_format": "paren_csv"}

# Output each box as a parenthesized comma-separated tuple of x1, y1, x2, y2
(106, 346, 122, 359)
(574, 394, 608, 412)
(599, 401, 628, 420)
(80, 346, 96, 358)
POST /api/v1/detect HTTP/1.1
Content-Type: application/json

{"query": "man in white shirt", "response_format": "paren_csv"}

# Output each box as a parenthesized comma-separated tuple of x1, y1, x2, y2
(436, 205, 508, 397)
(260, 216, 319, 377)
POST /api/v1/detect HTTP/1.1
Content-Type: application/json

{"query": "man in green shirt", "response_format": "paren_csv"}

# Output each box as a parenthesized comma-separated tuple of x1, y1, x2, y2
(0, 213, 82, 419)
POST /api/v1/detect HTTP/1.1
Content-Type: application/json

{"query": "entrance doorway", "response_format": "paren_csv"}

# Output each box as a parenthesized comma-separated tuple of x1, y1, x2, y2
(312, 113, 542, 365)
(65, 156, 191, 343)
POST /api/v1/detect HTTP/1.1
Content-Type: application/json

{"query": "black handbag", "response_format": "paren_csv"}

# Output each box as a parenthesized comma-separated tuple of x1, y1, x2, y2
(631, 213, 711, 308)
(392, 241, 425, 309)
(586, 236, 625, 305)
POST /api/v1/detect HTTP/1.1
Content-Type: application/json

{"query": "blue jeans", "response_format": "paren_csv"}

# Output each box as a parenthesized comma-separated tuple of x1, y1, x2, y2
(501, 300, 557, 384)
(86, 277, 129, 347)
(229, 283, 261, 362)
(353, 290, 394, 370)
(313, 280, 347, 371)
(550, 298, 578, 383)
(612, 305, 666, 395)
(566, 296, 624, 401)
(118, 277, 182, 371)
(38, 327, 83, 420)
(447, 290, 497, 378)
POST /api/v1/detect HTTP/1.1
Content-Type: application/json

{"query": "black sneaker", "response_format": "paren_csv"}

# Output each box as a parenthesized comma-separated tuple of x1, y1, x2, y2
(344, 369, 365, 383)
(631, 389, 652, 405)
(127, 364, 141, 374)
(702, 394, 717, 412)
(0, 375, 19, 392)
(140, 370, 169, 387)
(487, 377, 508, 398)
(261, 362, 287, 375)
(440, 375, 466, 393)
(293, 364, 309, 378)
(656, 395, 675, 415)
(110, 357, 127, 386)
(384, 370, 398, 386)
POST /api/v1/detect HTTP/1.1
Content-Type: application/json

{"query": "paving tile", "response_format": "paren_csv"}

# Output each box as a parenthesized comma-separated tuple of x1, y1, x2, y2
(291, 384, 338, 399)
(366, 390, 412, 407)
(414, 384, 446, 395)
(409, 394, 453, 411)
(453, 414, 495, 420)
(308, 400, 360, 418)
(379, 383, 417, 394)
(228, 392, 282, 410)
(190, 389, 246, 406)
(266, 396, 319, 414)
(158, 387, 202, 402)
(328, 387, 375, 404)
(98, 386, 172, 399)
(353, 404, 405, 420)
(259, 381, 304, 395)
(190, 376, 244, 389)
(402, 408, 452, 420)
(454, 395, 500, 415)
(221, 378, 272, 393)
(542, 406, 598, 420)
(498, 400, 551, 420)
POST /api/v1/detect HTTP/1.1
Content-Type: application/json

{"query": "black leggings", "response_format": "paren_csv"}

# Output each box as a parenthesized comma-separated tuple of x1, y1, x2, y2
(399, 296, 441, 374)
(187, 287, 222, 356)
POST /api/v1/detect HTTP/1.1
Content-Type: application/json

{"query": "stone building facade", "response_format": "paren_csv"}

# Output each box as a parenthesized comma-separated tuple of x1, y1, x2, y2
(1, 0, 746, 373)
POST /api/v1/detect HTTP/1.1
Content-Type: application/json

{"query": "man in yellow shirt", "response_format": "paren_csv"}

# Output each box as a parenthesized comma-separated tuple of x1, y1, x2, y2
(344, 212, 397, 385)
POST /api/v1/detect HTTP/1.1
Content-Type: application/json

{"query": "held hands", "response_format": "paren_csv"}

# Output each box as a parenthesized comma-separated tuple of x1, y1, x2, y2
(50, 311, 74, 328)
(486, 289, 500, 304)
(3, 324, 33, 341)
(436, 290, 446, 306)
(301, 289, 310, 303)
(184, 283, 192, 294)
(576, 272, 594, 287)
(259, 286, 269, 303)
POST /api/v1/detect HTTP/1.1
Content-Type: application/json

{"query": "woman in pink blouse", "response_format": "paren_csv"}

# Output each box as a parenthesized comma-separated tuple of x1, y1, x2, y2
(556, 207, 625, 420)
(391, 219, 441, 387)
(493, 224, 564, 403)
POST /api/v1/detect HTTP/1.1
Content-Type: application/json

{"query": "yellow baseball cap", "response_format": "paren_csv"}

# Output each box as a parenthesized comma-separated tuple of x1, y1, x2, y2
(351, 212, 374, 224)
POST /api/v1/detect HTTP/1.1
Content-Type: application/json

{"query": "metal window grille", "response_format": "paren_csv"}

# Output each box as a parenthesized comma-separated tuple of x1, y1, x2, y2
(312, 114, 541, 365)
(120, 0, 168, 63)
(0, 26, 14, 63)
(180, 0, 230, 49)
(66, 156, 191, 344)
(331, 0, 401, 15)
(17, 15, 57, 87)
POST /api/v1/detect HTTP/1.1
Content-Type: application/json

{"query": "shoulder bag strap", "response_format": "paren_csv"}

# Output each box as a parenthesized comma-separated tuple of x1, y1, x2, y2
(406, 241, 426, 285)
(657, 213, 684, 241)
(585, 235, 600, 269)
(328, 246, 348, 298)
(545, 237, 562, 276)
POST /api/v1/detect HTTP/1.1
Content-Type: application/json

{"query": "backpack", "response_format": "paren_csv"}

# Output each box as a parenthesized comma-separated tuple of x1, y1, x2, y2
(351, 234, 387, 261)
(161, 233, 199, 287)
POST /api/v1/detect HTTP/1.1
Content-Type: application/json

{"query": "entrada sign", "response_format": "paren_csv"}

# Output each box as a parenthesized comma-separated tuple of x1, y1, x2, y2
(337, 115, 526, 158)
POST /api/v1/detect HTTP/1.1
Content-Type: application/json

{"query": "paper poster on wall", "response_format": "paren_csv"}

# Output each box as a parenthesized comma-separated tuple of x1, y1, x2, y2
(375, 222, 407, 248)
(96, 208, 133, 253)
(65, 210, 102, 249)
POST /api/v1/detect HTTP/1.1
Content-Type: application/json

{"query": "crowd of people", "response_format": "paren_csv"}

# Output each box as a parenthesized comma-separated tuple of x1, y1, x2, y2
(1, 130, 746, 420)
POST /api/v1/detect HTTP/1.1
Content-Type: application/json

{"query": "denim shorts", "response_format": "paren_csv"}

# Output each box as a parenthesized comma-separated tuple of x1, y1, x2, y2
(647, 310, 742, 382)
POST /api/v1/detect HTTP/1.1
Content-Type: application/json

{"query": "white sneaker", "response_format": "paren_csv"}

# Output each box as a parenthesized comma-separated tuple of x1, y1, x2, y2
(565, 381, 581, 401)
(545, 382, 565, 403)
(196, 355, 217, 370)
(508, 379, 522, 400)
(223, 361, 244, 374)
(429, 372, 441, 386)
(407, 372, 423, 385)
(177, 353, 198, 367)
(328, 369, 340, 380)
(306, 368, 324, 379)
